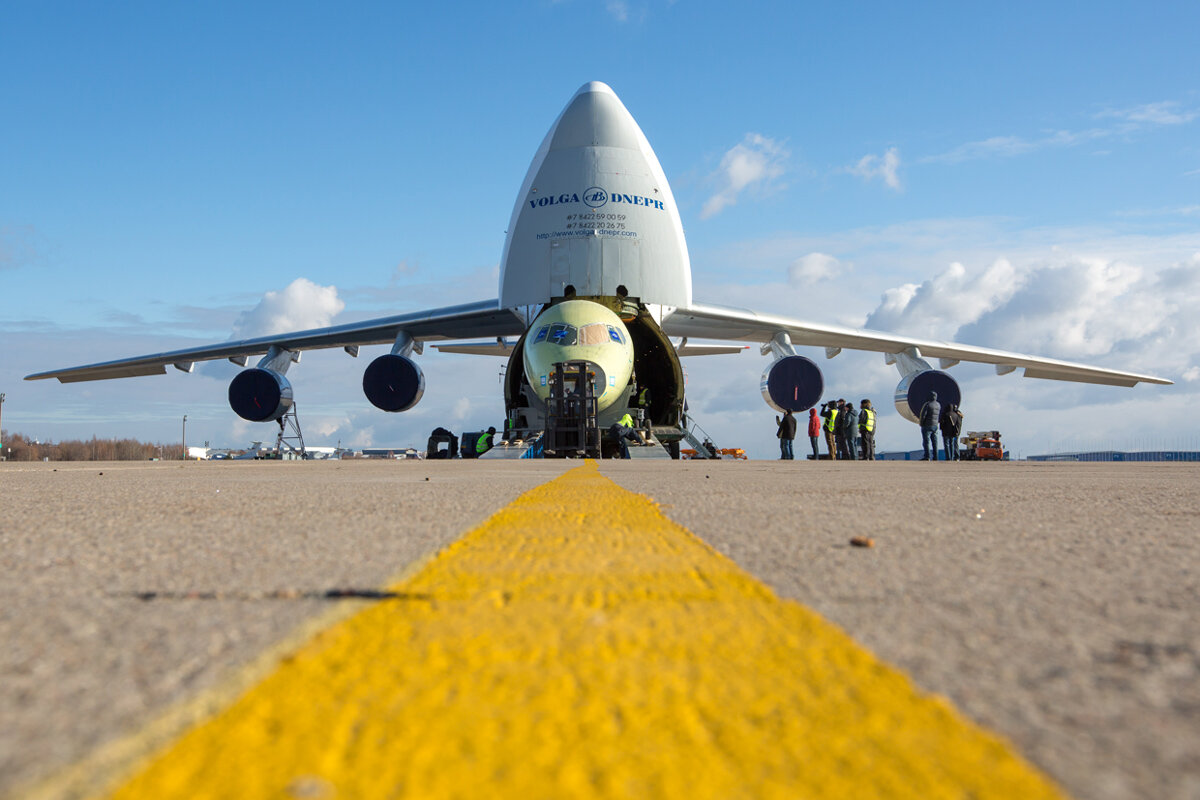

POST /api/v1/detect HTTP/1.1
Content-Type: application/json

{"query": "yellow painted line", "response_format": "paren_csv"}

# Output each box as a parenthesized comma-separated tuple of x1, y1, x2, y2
(100, 461, 1064, 799)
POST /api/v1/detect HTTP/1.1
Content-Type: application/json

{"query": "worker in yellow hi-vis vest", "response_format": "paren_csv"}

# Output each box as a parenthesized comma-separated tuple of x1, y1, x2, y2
(819, 401, 839, 460)
(859, 399, 876, 461)
(476, 426, 496, 456)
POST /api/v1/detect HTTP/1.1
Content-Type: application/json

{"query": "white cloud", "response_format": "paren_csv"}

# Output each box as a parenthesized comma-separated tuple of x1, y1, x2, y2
(700, 134, 788, 219)
(230, 278, 345, 339)
(606, 0, 629, 22)
(848, 147, 901, 190)
(788, 252, 842, 285)
(922, 131, 1114, 165)
(861, 251, 1195, 371)
(1097, 101, 1199, 127)
(925, 100, 1197, 165)
(863, 258, 1022, 341)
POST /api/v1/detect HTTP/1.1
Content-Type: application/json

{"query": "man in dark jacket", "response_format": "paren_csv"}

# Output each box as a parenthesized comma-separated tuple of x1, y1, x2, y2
(776, 409, 797, 460)
(940, 404, 964, 461)
(918, 391, 941, 461)
(833, 399, 849, 460)
(841, 401, 859, 461)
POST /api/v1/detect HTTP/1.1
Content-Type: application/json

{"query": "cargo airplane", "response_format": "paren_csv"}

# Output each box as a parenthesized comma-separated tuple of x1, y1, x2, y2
(27, 82, 1171, 452)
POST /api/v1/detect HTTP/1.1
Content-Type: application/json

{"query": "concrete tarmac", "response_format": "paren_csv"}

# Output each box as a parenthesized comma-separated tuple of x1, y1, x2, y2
(2, 459, 1197, 799)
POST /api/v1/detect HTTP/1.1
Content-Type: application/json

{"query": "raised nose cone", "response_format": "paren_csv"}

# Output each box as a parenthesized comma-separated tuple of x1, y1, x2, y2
(499, 83, 692, 309)
(577, 80, 614, 95)
(548, 84, 641, 152)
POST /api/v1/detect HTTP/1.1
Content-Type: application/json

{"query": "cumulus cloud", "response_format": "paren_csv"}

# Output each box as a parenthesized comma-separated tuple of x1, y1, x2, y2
(848, 147, 902, 190)
(863, 251, 1200, 378)
(230, 278, 345, 339)
(788, 252, 842, 285)
(864, 258, 1021, 340)
(700, 134, 788, 219)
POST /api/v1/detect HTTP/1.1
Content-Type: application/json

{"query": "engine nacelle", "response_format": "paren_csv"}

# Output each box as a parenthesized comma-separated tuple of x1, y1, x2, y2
(363, 354, 425, 412)
(894, 370, 961, 423)
(760, 355, 824, 413)
(228, 368, 294, 422)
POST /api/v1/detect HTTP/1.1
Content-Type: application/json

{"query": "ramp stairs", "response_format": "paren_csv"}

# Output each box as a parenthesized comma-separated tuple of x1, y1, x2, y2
(679, 412, 721, 459)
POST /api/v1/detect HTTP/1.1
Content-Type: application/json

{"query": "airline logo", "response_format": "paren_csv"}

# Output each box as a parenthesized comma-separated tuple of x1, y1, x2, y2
(529, 188, 665, 212)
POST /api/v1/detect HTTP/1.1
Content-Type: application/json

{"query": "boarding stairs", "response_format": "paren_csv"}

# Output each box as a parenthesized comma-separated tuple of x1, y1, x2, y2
(678, 413, 722, 459)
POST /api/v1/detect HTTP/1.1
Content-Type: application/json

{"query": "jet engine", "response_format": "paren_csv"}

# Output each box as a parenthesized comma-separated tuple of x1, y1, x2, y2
(760, 355, 824, 413)
(363, 354, 425, 412)
(228, 368, 294, 422)
(894, 369, 961, 423)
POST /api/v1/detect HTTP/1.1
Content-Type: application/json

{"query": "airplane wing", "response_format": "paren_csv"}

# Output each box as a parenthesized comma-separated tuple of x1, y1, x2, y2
(662, 302, 1172, 387)
(25, 300, 526, 383)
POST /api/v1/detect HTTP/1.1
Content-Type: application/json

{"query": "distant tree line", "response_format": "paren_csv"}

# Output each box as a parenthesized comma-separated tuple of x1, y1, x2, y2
(1, 430, 184, 461)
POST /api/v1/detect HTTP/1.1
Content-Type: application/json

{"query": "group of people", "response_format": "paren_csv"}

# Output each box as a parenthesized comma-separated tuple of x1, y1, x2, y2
(776, 398, 877, 460)
(917, 391, 965, 461)
(776, 392, 965, 462)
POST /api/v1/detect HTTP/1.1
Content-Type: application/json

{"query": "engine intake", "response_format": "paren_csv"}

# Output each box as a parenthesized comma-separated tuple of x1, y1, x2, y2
(760, 355, 824, 412)
(894, 370, 961, 423)
(228, 368, 294, 422)
(363, 354, 425, 412)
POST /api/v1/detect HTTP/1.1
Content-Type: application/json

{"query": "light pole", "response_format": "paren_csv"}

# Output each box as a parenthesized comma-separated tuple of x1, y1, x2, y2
(0, 393, 6, 460)
(182, 414, 187, 460)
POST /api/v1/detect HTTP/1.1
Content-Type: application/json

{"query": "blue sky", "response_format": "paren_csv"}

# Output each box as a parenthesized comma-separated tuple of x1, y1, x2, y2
(3, 1, 1198, 458)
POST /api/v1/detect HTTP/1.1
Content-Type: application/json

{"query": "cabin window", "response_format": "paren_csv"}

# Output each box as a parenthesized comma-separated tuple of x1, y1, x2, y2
(533, 325, 550, 343)
(578, 323, 610, 346)
(607, 325, 625, 345)
(547, 323, 577, 346)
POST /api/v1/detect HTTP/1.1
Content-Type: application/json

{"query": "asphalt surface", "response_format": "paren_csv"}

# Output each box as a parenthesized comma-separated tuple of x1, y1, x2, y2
(2, 459, 1197, 799)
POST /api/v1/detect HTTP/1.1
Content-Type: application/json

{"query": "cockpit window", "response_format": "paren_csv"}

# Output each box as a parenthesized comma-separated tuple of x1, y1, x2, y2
(607, 325, 625, 345)
(578, 323, 610, 346)
(533, 325, 549, 343)
(547, 323, 577, 346)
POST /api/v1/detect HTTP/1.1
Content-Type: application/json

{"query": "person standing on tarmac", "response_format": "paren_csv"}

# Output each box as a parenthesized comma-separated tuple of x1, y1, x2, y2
(820, 400, 839, 459)
(941, 403, 964, 461)
(834, 399, 849, 460)
(776, 409, 797, 460)
(807, 407, 821, 460)
(859, 399, 876, 461)
(841, 402, 859, 461)
(918, 391, 941, 461)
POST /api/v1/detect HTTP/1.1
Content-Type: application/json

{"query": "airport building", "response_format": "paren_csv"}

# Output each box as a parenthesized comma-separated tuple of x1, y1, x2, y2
(1025, 450, 1200, 462)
